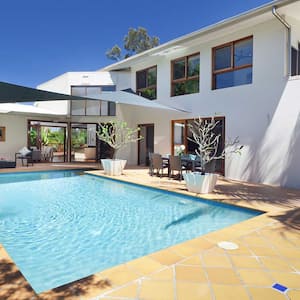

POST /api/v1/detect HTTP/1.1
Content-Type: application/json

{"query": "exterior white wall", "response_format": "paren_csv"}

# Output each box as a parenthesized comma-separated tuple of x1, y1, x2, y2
(126, 18, 300, 189)
(36, 71, 131, 115)
(31, 12, 300, 189)
(0, 114, 28, 160)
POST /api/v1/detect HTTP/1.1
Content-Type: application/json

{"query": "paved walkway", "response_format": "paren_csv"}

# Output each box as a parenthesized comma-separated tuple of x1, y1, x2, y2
(0, 165, 299, 300)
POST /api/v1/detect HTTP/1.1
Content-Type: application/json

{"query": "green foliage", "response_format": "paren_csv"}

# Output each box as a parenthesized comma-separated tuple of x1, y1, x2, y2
(105, 45, 122, 61)
(72, 129, 87, 149)
(106, 27, 159, 61)
(97, 120, 143, 158)
(29, 128, 37, 146)
(41, 127, 65, 151)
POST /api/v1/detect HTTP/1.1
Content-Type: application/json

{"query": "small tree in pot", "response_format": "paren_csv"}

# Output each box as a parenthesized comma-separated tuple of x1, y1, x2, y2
(183, 117, 242, 193)
(97, 120, 143, 175)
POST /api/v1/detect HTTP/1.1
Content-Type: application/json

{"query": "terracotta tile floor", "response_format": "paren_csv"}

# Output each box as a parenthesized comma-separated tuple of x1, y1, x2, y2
(0, 164, 300, 299)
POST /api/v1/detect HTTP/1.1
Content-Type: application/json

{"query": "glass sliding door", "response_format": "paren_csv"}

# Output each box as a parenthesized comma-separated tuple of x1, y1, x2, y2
(27, 121, 68, 162)
(171, 117, 225, 175)
(138, 124, 154, 166)
(71, 123, 97, 162)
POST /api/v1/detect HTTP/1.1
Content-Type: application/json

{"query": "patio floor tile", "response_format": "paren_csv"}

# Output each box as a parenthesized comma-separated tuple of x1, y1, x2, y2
(205, 268, 241, 285)
(247, 287, 287, 300)
(176, 282, 212, 300)
(149, 248, 184, 265)
(269, 271, 300, 289)
(212, 284, 249, 300)
(202, 254, 232, 268)
(230, 255, 263, 269)
(103, 282, 139, 298)
(237, 269, 274, 286)
(125, 256, 163, 276)
(259, 256, 295, 272)
(175, 265, 207, 282)
(139, 280, 174, 300)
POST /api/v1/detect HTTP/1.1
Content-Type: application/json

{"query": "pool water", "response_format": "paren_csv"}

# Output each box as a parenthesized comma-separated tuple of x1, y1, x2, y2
(0, 170, 261, 293)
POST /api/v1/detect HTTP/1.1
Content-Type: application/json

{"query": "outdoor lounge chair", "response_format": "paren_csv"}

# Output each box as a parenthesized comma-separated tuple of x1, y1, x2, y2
(15, 150, 33, 167)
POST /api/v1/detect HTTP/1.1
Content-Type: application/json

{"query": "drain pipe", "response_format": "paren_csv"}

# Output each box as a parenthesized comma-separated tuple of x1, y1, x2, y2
(272, 6, 291, 76)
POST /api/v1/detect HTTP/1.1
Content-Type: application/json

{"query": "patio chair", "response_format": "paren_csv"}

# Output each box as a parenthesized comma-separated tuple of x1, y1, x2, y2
(150, 153, 168, 177)
(15, 147, 33, 167)
(41, 146, 54, 162)
(169, 155, 187, 181)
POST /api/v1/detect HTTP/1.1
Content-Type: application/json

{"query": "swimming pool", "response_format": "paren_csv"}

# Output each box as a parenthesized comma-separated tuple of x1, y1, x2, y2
(0, 170, 261, 293)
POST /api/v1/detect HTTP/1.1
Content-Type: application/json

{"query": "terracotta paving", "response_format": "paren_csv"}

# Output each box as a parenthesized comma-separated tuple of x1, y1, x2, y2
(0, 164, 300, 299)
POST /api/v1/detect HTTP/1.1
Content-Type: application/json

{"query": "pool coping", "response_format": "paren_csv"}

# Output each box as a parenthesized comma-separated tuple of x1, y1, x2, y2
(0, 167, 299, 299)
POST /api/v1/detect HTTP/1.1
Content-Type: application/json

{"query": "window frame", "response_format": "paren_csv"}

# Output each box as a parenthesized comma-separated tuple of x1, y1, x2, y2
(136, 65, 157, 100)
(171, 52, 200, 97)
(212, 36, 253, 90)
(70, 85, 116, 116)
(171, 116, 225, 175)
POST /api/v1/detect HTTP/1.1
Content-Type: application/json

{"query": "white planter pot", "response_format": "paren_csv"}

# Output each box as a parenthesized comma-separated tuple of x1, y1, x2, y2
(183, 172, 218, 194)
(101, 159, 127, 176)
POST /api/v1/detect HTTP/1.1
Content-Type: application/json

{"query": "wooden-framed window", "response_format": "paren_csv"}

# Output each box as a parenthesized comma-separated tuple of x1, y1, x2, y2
(136, 66, 157, 100)
(171, 53, 200, 97)
(212, 36, 253, 89)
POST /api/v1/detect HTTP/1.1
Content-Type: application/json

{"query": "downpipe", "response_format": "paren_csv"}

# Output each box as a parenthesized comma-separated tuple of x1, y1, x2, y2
(272, 6, 291, 76)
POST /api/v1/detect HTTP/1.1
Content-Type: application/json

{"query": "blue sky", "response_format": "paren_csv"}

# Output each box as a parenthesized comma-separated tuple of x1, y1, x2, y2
(0, 0, 271, 88)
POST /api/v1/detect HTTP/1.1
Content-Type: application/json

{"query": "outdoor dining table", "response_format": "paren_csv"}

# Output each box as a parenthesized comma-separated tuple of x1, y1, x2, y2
(162, 155, 201, 176)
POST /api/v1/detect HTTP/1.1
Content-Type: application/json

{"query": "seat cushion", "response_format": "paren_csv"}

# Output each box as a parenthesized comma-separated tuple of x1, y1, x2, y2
(0, 160, 16, 168)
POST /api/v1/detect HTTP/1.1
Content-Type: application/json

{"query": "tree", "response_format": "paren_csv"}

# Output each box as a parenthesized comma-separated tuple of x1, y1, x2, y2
(106, 27, 159, 61)
(188, 117, 243, 174)
(97, 120, 143, 159)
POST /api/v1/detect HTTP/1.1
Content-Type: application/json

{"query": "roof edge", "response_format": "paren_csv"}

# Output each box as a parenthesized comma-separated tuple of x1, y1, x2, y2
(101, 0, 296, 71)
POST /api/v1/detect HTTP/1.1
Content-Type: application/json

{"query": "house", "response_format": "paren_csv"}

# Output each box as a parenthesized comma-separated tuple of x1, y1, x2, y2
(2, 0, 300, 189)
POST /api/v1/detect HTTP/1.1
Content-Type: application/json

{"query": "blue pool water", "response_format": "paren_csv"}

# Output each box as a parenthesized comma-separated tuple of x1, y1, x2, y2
(0, 170, 261, 293)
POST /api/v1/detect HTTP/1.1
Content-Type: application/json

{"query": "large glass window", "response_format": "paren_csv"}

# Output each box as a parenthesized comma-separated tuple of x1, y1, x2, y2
(212, 36, 253, 89)
(136, 66, 157, 100)
(172, 117, 225, 175)
(171, 53, 200, 96)
(291, 42, 300, 76)
(71, 86, 116, 116)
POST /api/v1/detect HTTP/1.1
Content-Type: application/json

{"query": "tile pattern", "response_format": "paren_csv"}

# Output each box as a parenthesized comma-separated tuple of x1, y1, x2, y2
(0, 166, 299, 300)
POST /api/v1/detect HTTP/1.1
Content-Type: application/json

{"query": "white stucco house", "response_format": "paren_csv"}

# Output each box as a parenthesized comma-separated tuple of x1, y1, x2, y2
(1, 0, 300, 189)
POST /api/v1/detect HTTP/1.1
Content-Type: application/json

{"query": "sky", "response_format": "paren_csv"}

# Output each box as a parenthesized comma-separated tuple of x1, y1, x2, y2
(0, 0, 272, 88)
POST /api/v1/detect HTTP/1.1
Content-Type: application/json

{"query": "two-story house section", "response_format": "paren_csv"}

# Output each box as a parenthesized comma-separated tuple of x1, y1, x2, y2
(37, 0, 300, 189)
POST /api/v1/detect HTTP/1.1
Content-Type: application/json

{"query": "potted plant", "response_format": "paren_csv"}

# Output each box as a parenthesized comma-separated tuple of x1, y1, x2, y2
(97, 120, 143, 176)
(183, 117, 242, 193)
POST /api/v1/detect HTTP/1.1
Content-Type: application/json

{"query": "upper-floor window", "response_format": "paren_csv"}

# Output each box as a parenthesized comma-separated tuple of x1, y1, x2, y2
(71, 86, 116, 116)
(291, 42, 300, 76)
(171, 53, 200, 97)
(136, 66, 157, 100)
(212, 36, 253, 89)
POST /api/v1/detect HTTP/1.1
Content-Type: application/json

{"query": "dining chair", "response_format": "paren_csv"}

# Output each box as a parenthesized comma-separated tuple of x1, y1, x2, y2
(169, 155, 187, 181)
(151, 153, 168, 177)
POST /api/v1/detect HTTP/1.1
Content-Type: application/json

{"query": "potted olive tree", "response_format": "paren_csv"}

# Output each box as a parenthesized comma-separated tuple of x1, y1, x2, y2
(97, 120, 143, 176)
(183, 117, 242, 193)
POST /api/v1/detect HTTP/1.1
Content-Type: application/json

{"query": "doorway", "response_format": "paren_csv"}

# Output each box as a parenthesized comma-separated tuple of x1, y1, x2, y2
(28, 120, 68, 162)
(138, 124, 154, 166)
(71, 123, 97, 162)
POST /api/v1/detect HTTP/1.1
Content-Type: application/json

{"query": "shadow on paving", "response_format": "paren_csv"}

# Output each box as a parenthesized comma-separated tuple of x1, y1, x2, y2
(0, 258, 37, 300)
(0, 257, 112, 300)
(269, 207, 300, 231)
(40, 276, 112, 300)
(213, 179, 300, 209)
